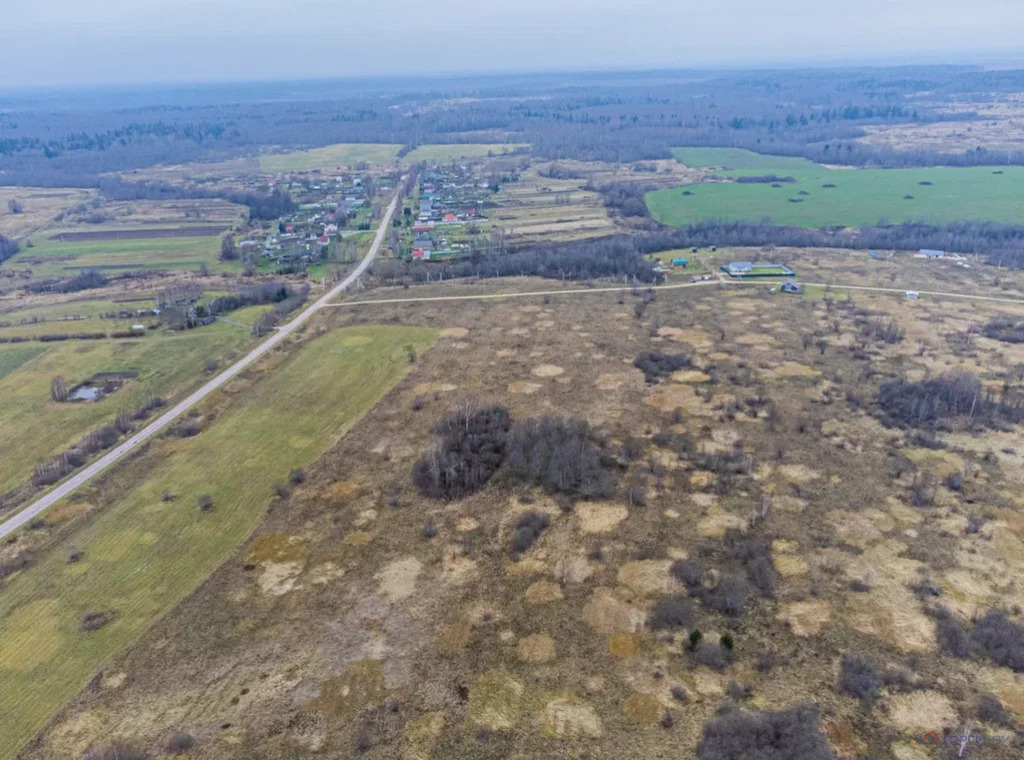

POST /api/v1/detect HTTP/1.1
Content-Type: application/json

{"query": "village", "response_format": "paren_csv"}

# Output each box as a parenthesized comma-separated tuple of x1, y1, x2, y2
(405, 164, 493, 262)
(241, 172, 383, 272)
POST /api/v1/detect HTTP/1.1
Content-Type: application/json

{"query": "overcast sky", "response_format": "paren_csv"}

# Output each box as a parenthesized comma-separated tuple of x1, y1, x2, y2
(2, 0, 1023, 88)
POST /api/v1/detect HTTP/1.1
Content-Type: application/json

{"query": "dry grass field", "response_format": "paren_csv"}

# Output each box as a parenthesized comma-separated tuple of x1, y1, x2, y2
(485, 159, 699, 245)
(860, 93, 1024, 153)
(13, 249, 1024, 760)
(0, 188, 95, 240)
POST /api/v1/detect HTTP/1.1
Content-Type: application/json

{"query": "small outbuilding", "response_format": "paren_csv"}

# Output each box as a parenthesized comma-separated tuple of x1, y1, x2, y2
(780, 280, 803, 294)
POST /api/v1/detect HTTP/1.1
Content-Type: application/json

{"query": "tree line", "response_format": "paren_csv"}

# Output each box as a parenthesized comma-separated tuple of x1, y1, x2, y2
(639, 218, 1024, 268)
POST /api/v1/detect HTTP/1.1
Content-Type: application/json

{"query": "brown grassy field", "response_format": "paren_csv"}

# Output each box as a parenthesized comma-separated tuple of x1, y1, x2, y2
(13, 248, 1024, 760)
(0, 188, 95, 240)
(860, 92, 1024, 152)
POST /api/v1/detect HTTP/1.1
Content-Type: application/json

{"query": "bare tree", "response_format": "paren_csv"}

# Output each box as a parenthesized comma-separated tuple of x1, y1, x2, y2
(51, 376, 69, 402)
(7, 199, 23, 214)
(219, 235, 239, 261)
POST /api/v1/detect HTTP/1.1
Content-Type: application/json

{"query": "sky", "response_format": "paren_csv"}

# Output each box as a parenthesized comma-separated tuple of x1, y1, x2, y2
(2, 0, 1023, 88)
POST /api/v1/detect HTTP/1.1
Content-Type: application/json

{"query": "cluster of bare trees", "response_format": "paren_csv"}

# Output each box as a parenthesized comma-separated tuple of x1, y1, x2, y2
(877, 370, 1024, 430)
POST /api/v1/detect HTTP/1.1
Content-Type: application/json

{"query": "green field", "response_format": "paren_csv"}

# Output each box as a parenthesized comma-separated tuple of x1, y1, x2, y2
(0, 325, 438, 759)
(647, 147, 1024, 228)
(9, 235, 231, 276)
(0, 346, 47, 381)
(0, 326, 248, 495)
(259, 143, 403, 172)
(401, 143, 529, 163)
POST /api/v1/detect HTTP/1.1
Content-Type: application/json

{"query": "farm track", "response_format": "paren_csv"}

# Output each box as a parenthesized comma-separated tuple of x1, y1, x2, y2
(0, 192, 401, 540)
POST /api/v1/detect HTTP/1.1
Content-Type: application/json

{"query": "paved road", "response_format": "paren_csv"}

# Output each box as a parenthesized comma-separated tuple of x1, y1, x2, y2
(0, 193, 400, 540)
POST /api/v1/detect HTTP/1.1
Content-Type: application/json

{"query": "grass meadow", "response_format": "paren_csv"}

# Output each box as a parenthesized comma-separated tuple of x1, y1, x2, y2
(9, 235, 232, 276)
(646, 147, 1024, 227)
(0, 325, 437, 759)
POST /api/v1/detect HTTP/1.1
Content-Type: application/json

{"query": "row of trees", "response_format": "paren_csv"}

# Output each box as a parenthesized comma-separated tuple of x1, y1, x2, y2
(635, 218, 1024, 267)
(372, 235, 660, 285)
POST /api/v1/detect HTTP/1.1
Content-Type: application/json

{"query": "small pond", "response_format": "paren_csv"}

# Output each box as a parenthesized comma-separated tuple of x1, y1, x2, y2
(66, 371, 139, 403)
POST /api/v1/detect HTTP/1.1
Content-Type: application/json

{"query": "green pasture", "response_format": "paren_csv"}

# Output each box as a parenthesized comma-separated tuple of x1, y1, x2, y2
(648, 147, 1024, 228)
(9, 235, 231, 276)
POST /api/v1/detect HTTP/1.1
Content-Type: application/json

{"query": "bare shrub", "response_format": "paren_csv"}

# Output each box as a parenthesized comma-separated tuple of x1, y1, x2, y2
(670, 559, 704, 592)
(197, 494, 214, 512)
(80, 609, 118, 632)
(978, 693, 1013, 726)
(696, 704, 835, 760)
(0, 552, 35, 580)
(930, 606, 973, 658)
(725, 530, 776, 597)
(289, 468, 306, 485)
(84, 743, 148, 760)
(165, 731, 195, 754)
(837, 653, 881, 706)
(690, 640, 731, 671)
(972, 609, 1024, 671)
(703, 571, 749, 617)
(649, 595, 696, 631)
(634, 351, 691, 384)
(509, 511, 550, 557)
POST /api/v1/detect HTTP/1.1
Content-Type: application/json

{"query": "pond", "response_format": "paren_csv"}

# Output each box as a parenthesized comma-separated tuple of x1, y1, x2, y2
(66, 372, 138, 403)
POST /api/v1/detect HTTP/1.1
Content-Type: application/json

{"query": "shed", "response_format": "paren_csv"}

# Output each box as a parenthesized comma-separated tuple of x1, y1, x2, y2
(672, 258, 689, 267)
(905, 291, 920, 300)
(131, 324, 146, 334)
(920, 249, 945, 259)
(780, 281, 803, 294)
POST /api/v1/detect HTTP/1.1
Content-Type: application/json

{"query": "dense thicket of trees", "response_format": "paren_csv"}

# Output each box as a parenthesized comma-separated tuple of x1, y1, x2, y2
(696, 705, 835, 760)
(876, 371, 1024, 430)
(97, 177, 296, 221)
(599, 182, 651, 218)
(372, 235, 659, 284)
(983, 317, 1024, 343)
(412, 405, 511, 500)
(505, 417, 615, 499)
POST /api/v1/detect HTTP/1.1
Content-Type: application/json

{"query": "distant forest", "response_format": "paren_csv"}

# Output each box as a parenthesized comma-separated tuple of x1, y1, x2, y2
(3, 66, 1024, 186)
